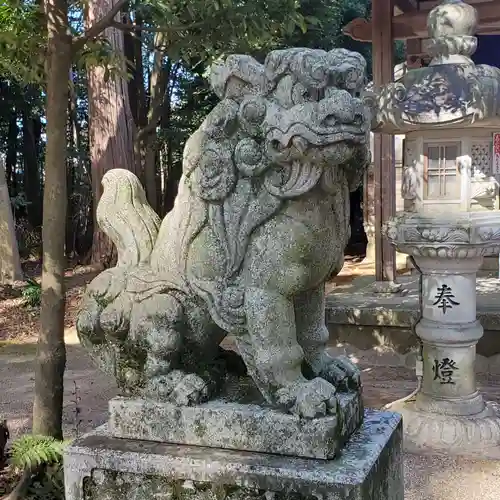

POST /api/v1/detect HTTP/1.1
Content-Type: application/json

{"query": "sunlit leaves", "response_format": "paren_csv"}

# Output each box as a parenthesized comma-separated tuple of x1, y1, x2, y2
(0, 0, 309, 85)
(0, 0, 46, 83)
(122, 0, 307, 64)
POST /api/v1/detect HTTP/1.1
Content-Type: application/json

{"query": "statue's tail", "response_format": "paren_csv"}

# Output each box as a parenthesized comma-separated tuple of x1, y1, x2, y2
(78, 169, 161, 350)
(96, 169, 161, 267)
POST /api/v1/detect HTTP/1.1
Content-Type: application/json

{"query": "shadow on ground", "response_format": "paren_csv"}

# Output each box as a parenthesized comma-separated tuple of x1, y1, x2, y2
(2, 335, 500, 499)
(0, 340, 117, 439)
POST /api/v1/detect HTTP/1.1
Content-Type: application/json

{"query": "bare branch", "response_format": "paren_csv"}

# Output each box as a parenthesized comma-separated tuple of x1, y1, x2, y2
(73, 0, 129, 52)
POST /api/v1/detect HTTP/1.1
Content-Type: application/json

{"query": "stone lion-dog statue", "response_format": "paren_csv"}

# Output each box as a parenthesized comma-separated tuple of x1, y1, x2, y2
(77, 47, 371, 420)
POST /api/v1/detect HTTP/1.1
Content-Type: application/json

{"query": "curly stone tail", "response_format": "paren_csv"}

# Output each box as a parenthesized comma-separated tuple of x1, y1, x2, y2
(97, 169, 161, 267)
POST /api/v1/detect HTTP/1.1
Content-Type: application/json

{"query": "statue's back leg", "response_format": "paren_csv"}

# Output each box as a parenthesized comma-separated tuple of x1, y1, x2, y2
(130, 292, 226, 405)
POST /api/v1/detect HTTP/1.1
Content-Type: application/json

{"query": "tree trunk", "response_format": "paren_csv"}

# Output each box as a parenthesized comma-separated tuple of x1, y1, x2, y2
(161, 64, 180, 214)
(22, 89, 42, 228)
(32, 0, 71, 439)
(123, 12, 146, 130)
(140, 39, 167, 212)
(6, 107, 18, 198)
(86, 0, 139, 266)
(66, 98, 75, 259)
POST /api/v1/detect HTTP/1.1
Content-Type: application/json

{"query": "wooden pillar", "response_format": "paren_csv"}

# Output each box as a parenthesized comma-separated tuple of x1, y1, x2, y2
(372, 0, 396, 282)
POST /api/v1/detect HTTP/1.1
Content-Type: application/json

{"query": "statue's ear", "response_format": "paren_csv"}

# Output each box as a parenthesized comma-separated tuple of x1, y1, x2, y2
(211, 55, 269, 100)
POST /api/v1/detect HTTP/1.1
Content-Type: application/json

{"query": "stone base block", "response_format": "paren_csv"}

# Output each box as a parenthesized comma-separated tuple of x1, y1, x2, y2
(108, 391, 362, 460)
(64, 409, 403, 500)
(392, 400, 500, 458)
(370, 281, 407, 295)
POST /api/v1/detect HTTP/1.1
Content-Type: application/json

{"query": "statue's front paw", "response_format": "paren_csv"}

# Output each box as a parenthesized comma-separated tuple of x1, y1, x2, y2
(99, 293, 134, 341)
(77, 297, 104, 344)
(170, 373, 210, 406)
(276, 378, 338, 419)
(319, 355, 361, 392)
(144, 371, 210, 406)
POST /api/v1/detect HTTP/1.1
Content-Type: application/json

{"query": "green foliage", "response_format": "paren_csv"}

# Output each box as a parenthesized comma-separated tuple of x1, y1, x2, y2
(9, 435, 68, 500)
(0, 0, 407, 259)
(77, 38, 129, 82)
(21, 279, 42, 308)
(276, 0, 374, 76)
(124, 0, 306, 63)
(10, 435, 67, 471)
(0, 1, 46, 83)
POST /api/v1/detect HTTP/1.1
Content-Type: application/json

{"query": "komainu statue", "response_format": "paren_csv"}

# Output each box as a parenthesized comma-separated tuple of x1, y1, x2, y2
(78, 48, 370, 420)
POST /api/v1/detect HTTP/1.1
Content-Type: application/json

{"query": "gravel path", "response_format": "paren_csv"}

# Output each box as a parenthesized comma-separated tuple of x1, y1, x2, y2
(2, 331, 500, 499)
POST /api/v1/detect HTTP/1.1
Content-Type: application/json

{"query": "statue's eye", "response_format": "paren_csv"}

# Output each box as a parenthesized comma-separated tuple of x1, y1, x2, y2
(292, 83, 310, 105)
(271, 139, 285, 152)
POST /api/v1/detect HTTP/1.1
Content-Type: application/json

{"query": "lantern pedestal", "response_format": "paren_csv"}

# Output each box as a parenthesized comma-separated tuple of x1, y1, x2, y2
(384, 213, 500, 457)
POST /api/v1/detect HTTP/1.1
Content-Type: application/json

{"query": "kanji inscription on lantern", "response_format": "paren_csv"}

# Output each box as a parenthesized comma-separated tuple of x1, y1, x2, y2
(432, 284, 459, 313)
(493, 132, 500, 175)
(433, 358, 458, 385)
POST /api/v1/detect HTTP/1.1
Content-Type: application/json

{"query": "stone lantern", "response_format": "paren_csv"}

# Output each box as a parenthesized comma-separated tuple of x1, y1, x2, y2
(369, 0, 500, 219)
(368, 0, 500, 456)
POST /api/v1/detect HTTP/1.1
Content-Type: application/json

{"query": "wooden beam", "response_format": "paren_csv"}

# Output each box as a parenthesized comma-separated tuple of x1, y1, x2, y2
(343, 17, 419, 41)
(343, 2, 500, 42)
(372, 0, 396, 283)
(418, 0, 498, 10)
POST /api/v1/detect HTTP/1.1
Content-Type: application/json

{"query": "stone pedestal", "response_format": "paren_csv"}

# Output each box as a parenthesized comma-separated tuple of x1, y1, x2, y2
(385, 212, 500, 457)
(64, 410, 403, 500)
(107, 391, 363, 460)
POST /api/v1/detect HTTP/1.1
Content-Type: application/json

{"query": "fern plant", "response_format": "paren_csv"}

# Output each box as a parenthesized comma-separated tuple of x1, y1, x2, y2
(21, 279, 41, 308)
(10, 435, 66, 471)
(5, 435, 69, 500)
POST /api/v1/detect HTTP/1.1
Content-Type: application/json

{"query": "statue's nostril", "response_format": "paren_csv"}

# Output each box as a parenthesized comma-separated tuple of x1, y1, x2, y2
(323, 114, 337, 127)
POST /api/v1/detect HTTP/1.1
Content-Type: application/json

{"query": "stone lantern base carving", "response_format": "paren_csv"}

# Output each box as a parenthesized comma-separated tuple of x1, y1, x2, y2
(384, 212, 500, 457)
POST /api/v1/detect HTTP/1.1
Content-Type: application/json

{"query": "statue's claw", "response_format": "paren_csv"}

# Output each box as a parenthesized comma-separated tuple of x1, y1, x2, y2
(143, 370, 210, 406)
(276, 378, 338, 419)
(318, 355, 362, 392)
(76, 297, 105, 344)
(170, 373, 210, 406)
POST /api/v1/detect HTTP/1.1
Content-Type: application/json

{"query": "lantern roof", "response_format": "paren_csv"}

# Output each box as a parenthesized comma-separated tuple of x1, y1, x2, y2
(364, 0, 500, 134)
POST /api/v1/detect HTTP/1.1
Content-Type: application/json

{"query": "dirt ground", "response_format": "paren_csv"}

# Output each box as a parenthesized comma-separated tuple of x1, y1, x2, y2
(2, 260, 500, 499)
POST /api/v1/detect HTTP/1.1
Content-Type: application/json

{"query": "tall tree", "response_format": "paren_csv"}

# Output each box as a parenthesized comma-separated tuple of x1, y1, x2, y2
(22, 85, 43, 228)
(85, 0, 139, 266)
(32, 0, 72, 439)
(85, 0, 306, 264)
(0, 0, 139, 439)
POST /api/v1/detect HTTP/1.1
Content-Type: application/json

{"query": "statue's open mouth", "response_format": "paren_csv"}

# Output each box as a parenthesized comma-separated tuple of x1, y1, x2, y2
(267, 123, 367, 156)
